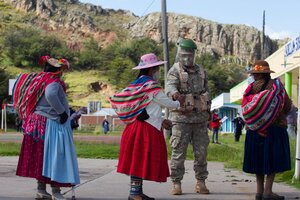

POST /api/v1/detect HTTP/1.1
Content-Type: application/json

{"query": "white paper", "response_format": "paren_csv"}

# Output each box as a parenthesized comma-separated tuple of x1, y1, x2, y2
(220, 116, 228, 123)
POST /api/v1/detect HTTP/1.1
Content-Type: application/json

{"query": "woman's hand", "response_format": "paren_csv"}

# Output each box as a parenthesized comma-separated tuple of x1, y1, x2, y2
(162, 119, 173, 130)
(177, 94, 185, 107)
(172, 92, 185, 107)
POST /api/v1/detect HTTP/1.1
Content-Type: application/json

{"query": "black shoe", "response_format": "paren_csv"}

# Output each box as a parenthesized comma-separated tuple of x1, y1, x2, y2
(128, 194, 155, 200)
(141, 194, 155, 200)
(262, 193, 284, 200)
(256, 193, 263, 200)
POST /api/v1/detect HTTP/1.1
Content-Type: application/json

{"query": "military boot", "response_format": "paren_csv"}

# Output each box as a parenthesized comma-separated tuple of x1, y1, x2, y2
(36, 181, 51, 199)
(51, 186, 66, 200)
(195, 180, 210, 194)
(171, 182, 182, 195)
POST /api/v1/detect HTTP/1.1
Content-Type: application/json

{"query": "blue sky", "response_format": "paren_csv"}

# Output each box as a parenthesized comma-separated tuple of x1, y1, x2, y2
(79, 0, 300, 40)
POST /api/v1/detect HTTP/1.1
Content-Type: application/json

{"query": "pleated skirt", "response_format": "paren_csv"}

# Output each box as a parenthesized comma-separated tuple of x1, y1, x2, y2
(117, 120, 170, 182)
(43, 119, 80, 185)
(243, 125, 291, 175)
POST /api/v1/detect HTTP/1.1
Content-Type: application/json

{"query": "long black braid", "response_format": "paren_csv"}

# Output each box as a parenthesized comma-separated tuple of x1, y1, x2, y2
(259, 73, 271, 92)
(44, 63, 60, 73)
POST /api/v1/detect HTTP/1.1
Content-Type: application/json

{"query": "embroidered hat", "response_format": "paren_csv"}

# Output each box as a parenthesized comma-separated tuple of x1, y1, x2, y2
(247, 60, 275, 74)
(38, 56, 70, 69)
(132, 53, 167, 70)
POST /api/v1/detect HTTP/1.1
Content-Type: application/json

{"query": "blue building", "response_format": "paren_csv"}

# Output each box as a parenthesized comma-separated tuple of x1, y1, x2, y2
(211, 93, 242, 133)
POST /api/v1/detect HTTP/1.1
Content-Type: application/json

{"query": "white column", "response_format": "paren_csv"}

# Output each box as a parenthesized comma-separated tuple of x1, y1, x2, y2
(294, 67, 300, 180)
(78, 117, 82, 131)
(1, 107, 3, 130)
(4, 105, 7, 132)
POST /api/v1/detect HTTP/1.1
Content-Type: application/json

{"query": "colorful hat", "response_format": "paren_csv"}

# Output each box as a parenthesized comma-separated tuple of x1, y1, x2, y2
(247, 60, 275, 74)
(58, 58, 70, 69)
(132, 53, 167, 70)
(38, 56, 70, 69)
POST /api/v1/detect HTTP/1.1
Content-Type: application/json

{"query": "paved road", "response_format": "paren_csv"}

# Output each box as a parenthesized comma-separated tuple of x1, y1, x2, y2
(0, 157, 299, 200)
(0, 134, 299, 199)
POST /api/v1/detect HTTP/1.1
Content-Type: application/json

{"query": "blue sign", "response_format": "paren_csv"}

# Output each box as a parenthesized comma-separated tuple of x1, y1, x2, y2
(285, 36, 300, 57)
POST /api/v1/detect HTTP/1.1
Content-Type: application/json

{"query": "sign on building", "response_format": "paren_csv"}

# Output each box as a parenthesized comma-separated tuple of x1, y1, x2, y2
(8, 79, 17, 96)
(285, 35, 300, 57)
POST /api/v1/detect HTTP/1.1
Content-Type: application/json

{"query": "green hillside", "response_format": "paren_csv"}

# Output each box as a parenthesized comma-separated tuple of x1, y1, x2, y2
(0, 0, 248, 107)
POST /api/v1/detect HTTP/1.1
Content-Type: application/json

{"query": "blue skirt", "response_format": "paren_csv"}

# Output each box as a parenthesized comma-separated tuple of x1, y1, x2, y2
(243, 125, 291, 175)
(43, 119, 80, 185)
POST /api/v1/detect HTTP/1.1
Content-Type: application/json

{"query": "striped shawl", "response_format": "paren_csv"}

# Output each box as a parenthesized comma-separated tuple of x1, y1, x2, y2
(13, 72, 62, 120)
(242, 78, 286, 135)
(109, 75, 161, 124)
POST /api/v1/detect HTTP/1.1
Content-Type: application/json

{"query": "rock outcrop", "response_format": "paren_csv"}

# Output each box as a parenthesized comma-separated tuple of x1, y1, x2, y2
(2, 0, 280, 62)
(129, 13, 277, 63)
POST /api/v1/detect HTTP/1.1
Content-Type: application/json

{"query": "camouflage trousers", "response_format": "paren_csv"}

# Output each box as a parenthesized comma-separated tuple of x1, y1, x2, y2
(169, 122, 209, 183)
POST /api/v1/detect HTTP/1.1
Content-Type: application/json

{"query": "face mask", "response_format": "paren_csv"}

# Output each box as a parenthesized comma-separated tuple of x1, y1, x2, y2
(247, 75, 255, 84)
(179, 53, 195, 67)
(153, 71, 160, 81)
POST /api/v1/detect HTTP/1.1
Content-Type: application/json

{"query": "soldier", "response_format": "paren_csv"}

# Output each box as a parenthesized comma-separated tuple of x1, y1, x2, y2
(166, 39, 211, 195)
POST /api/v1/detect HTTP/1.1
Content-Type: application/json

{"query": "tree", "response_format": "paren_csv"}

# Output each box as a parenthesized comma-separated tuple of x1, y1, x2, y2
(108, 56, 136, 89)
(103, 38, 163, 87)
(0, 67, 10, 104)
(75, 38, 102, 70)
(3, 27, 73, 67)
(197, 53, 247, 98)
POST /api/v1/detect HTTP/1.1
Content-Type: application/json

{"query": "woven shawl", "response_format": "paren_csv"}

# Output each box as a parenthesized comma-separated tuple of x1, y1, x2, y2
(109, 75, 161, 124)
(242, 78, 286, 135)
(13, 72, 62, 120)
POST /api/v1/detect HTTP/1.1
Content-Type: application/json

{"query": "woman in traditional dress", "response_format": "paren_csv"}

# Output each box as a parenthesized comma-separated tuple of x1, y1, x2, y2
(110, 53, 184, 200)
(14, 56, 80, 200)
(242, 60, 291, 200)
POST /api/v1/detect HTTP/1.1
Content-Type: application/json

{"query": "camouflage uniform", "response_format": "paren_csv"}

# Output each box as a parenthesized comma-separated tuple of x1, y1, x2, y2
(166, 62, 211, 183)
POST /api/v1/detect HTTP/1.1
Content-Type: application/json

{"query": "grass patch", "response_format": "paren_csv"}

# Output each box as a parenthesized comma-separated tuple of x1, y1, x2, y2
(73, 129, 122, 136)
(4, 67, 116, 108)
(75, 142, 119, 159)
(0, 142, 20, 156)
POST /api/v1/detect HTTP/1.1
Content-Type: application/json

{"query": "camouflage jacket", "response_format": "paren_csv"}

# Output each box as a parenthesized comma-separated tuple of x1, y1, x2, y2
(166, 62, 211, 123)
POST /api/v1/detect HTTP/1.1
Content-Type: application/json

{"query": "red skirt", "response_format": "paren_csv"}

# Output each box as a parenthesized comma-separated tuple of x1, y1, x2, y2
(117, 120, 170, 182)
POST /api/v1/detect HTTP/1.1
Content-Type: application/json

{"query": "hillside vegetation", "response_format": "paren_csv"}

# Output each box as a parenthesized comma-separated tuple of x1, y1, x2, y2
(0, 0, 248, 107)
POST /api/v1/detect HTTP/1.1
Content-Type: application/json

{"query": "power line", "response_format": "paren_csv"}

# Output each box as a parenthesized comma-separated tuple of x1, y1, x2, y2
(140, 0, 156, 17)
(131, 0, 156, 26)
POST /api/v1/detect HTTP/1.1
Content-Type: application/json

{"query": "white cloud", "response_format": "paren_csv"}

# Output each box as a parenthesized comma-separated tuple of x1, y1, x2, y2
(265, 26, 295, 40)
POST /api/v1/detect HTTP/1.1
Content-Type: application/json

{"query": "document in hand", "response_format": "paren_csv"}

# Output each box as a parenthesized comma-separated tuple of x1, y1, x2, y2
(220, 116, 228, 123)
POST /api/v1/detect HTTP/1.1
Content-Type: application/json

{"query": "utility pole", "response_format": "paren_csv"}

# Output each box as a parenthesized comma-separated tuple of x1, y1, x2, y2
(161, 0, 170, 138)
(261, 10, 265, 60)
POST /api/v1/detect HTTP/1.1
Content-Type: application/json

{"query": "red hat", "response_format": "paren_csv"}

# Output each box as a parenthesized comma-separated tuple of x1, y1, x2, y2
(38, 56, 70, 69)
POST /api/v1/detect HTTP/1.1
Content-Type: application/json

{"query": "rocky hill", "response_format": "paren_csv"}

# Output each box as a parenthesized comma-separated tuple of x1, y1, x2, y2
(2, 0, 280, 63)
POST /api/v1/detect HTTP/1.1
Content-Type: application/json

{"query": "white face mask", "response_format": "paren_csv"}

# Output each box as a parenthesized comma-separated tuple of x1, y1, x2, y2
(153, 71, 160, 81)
(247, 75, 254, 84)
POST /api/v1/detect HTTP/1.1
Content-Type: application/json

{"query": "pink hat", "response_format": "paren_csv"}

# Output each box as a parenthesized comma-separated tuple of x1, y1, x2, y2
(132, 53, 167, 70)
